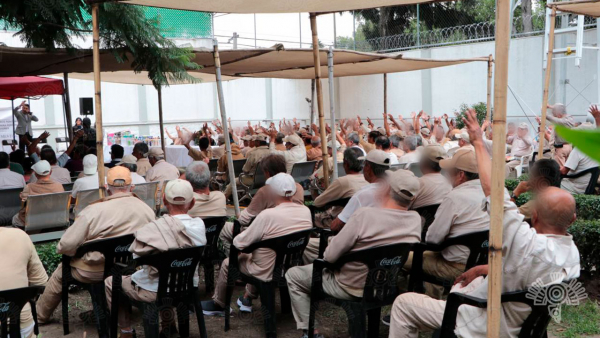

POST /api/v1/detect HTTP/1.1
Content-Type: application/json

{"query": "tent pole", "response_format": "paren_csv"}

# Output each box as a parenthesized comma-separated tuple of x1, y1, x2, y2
(539, 6, 556, 157)
(486, 55, 493, 122)
(157, 86, 166, 154)
(11, 99, 15, 144)
(327, 46, 338, 181)
(310, 13, 330, 189)
(384, 74, 388, 115)
(63, 73, 73, 142)
(92, 3, 105, 197)
(213, 39, 240, 217)
(310, 79, 315, 125)
(488, 0, 512, 335)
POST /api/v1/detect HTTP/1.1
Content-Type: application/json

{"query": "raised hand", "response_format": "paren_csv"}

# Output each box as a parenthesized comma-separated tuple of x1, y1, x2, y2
(410, 111, 416, 119)
(462, 108, 483, 144)
(589, 105, 600, 118)
(535, 116, 541, 124)
(326, 123, 332, 134)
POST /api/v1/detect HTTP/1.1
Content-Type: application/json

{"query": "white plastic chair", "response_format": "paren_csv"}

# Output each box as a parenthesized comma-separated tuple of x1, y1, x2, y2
(515, 150, 534, 178)
(73, 188, 104, 218)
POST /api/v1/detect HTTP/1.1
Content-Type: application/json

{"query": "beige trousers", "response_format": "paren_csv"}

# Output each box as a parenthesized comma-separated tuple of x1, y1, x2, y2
(285, 264, 357, 330)
(212, 256, 258, 308)
(554, 144, 572, 167)
(218, 222, 248, 257)
(225, 176, 254, 199)
(302, 238, 320, 265)
(403, 251, 465, 299)
(505, 160, 521, 179)
(36, 263, 104, 323)
(105, 275, 157, 328)
(388, 293, 446, 338)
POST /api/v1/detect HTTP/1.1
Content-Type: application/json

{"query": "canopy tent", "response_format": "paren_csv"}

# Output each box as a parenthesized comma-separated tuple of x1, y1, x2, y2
(553, 0, 600, 17)
(117, 0, 446, 13)
(0, 76, 68, 144)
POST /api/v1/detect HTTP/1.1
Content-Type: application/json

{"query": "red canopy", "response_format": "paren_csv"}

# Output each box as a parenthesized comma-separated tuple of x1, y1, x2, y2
(0, 76, 64, 100)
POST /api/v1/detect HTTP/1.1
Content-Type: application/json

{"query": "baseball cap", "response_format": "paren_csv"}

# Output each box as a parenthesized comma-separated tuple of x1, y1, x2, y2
(107, 166, 132, 187)
(422, 145, 448, 163)
(327, 139, 341, 149)
(32, 160, 51, 176)
(518, 123, 528, 129)
(385, 169, 420, 201)
(358, 149, 391, 166)
(254, 133, 268, 142)
(265, 173, 297, 197)
(241, 135, 253, 141)
(284, 134, 303, 146)
(148, 147, 164, 158)
(377, 127, 386, 135)
(455, 131, 470, 143)
(421, 127, 431, 135)
(165, 179, 194, 205)
(118, 155, 137, 166)
(83, 154, 98, 175)
(439, 148, 478, 174)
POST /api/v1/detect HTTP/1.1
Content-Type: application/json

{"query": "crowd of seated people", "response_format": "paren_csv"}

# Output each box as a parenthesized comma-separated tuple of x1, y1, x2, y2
(0, 104, 598, 338)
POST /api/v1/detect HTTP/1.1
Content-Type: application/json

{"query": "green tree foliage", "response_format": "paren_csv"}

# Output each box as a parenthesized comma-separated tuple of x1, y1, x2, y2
(455, 102, 488, 129)
(0, 0, 200, 88)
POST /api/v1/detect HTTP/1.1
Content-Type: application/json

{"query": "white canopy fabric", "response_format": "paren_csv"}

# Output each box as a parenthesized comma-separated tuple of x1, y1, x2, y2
(0, 46, 488, 84)
(553, 0, 600, 17)
(118, 0, 449, 14)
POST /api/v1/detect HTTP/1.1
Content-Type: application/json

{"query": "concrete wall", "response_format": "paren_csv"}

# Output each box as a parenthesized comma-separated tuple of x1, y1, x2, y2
(1, 28, 598, 150)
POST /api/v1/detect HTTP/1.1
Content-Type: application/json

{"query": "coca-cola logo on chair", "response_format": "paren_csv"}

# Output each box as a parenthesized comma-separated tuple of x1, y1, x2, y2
(378, 256, 402, 266)
(171, 258, 194, 268)
(115, 245, 130, 253)
(206, 225, 217, 233)
(287, 238, 305, 249)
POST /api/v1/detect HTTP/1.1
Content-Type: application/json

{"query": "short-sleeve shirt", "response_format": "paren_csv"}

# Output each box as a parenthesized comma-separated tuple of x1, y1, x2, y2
(336, 182, 383, 223)
(561, 148, 599, 194)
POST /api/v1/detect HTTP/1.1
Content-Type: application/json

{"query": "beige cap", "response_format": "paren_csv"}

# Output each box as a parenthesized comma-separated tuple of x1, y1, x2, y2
(254, 133, 269, 142)
(421, 127, 431, 135)
(265, 173, 297, 197)
(327, 139, 341, 149)
(422, 144, 448, 163)
(376, 127, 386, 135)
(83, 154, 97, 175)
(359, 149, 391, 166)
(148, 147, 164, 158)
(284, 134, 303, 146)
(241, 135, 253, 141)
(440, 148, 478, 173)
(32, 160, 51, 176)
(455, 131, 470, 143)
(518, 122, 529, 129)
(118, 154, 137, 165)
(449, 129, 461, 138)
(385, 169, 420, 201)
(395, 130, 407, 138)
(165, 179, 194, 205)
(107, 166, 132, 186)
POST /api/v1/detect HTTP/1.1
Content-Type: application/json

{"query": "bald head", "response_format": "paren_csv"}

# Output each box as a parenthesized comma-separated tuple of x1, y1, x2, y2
(532, 187, 576, 234)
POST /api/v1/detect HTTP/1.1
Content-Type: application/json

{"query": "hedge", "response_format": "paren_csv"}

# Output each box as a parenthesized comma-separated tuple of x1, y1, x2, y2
(505, 175, 529, 192)
(513, 193, 600, 221)
(36, 241, 61, 276)
(569, 220, 600, 274)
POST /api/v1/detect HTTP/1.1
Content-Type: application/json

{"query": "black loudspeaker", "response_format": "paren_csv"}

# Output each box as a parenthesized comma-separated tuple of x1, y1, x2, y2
(79, 97, 93, 115)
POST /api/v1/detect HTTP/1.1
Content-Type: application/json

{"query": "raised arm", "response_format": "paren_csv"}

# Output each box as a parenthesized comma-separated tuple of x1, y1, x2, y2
(383, 113, 391, 136)
(463, 109, 492, 196)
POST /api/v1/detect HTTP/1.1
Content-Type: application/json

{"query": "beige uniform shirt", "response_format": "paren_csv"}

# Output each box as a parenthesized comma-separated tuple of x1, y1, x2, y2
(426, 179, 490, 263)
(28, 165, 71, 184)
(136, 158, 152, 177)
(145, 159, 180, 183)
(233, 202, 313, 281)
(509, 135, 533, 157)
(269, 143, 307, 174)
(306, 147, 323, 162)
(18, 179, 65, 224)
(411, 173, 453, 209)
(314, 174, 368, 218)
(212, 145, 225, 159)
(547, 114, 575, 146)
(57, 192, 156, 272)
(324, 207, 421, 296)
(242, 146, 270, 175)
(188, 191, 227, 218)
(359, 138, 376, 154)
(188, 147, 213, 162)
(238, 183, 304, 225)
(0, 228, 48, 330)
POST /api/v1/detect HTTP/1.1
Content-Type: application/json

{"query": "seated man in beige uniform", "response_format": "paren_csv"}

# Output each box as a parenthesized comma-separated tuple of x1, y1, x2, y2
(505, 123, 533, 178)
(543, 103, 575, 166)
(0, 227, 48, 338)
(225, 133, 270, 199)
(286, 169, 422, 337)
(201, 173, 312, 315)
(36, 167, 156, 324)
(404, 148, 489, 296)
(388, 109, 580, 338)
(12, 160, 64, 228)
(306, 136, 323, 162)
(105, 179, 207, 338)
(28, 148, 72, 184)
(411, 145, 453, 210)
(310, 139, 346, 187)
(511, 159, 561, 222)
(145, 147, 180, 183)
(218, 154, 304, 255)
(185, 137, 213, 162)
(185, 161, 227, 218)
(132, 142, 152, 176)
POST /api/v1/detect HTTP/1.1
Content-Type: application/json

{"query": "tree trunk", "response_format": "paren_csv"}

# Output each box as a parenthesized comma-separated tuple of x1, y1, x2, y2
(379, 7, 390, 49)
(521, 0, 533, 33)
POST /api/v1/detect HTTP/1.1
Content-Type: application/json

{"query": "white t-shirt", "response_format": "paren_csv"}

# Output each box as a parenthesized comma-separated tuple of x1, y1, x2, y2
(130, 172, 146, 185)
(0, 168, 26, 189)
(337, 182, 383, 223)
(71, 173, 99, 198)
(388, 152, 399, 165)
(398, 152, 420, 166)
(561, 148, 599, 194)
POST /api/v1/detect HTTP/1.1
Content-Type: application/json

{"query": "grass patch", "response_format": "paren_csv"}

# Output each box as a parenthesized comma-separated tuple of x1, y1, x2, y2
(551, 300, 600, 337)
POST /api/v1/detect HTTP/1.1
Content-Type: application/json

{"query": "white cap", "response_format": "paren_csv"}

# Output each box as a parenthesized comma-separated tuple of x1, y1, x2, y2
(32, 160, 51, 176)
(327, 139, 341, 149)
(283, 134, 303, 146)
(118, 154, 137, 165)
(265, 173, 297, 197)
(83, 154, 98, 175)
(165, 179, 194, 205)
(455, 131, 470, 143)
(358, 149, 390, 166)
(518, 122, 529, 129)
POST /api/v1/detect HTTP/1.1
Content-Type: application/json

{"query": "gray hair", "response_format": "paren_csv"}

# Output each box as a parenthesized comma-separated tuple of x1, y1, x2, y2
(185, 161, 210, 190)
(552, 103, 566, 117)
(217, 135, 225, 146)
(121, 163, 138, 173)
(311, 136, 321, 147)
(107, 185, 132, 194)
(389, 134, 401, 148)
(347, 132, 360, 146)
(133, 143, 149, 158)
(404, 136, 417, 151)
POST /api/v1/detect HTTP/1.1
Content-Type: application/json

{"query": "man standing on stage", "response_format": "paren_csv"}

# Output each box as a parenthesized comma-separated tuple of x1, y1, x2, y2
(13, 101, 38, 152)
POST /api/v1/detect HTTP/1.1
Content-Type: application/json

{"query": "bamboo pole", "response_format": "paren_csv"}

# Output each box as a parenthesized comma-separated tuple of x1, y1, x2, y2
(327, 46, 338, 181)
(63, 73, 74, 142)
(486, 55, 493, 122)
(157, 86, 166, 154)
(384, 73, 388, 115)
(91, 4, 105, 197)
(310, 13, 330, 189)
(213, 39, 240, 217)
(488, 0, 512, 336)
(539, 6, 557, 157)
